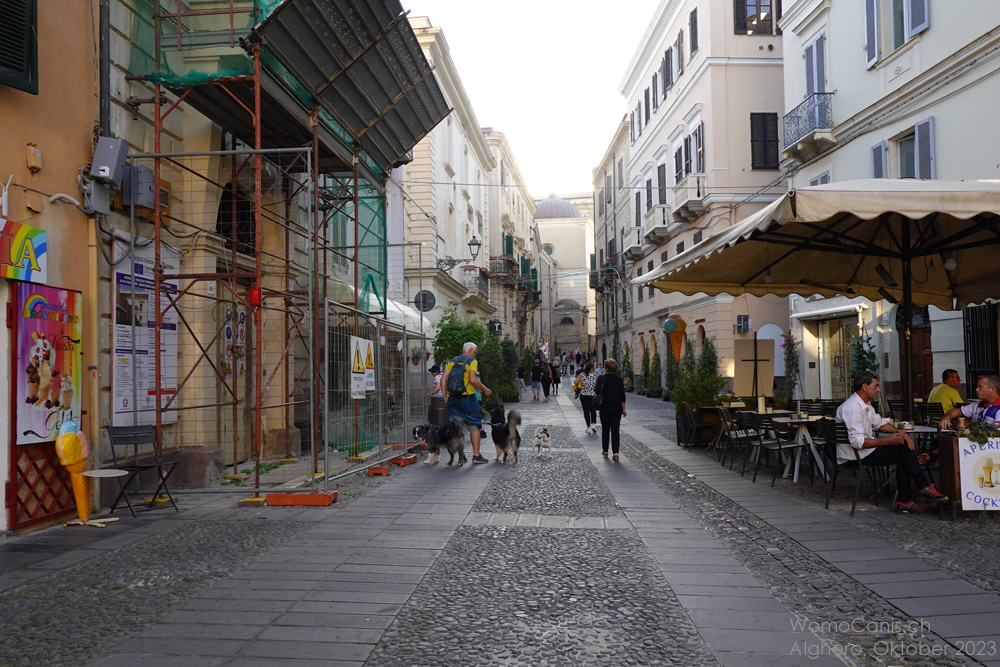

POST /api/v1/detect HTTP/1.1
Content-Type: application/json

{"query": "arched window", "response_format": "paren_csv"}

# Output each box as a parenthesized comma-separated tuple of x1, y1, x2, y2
(560, 317, 575, 325)
(696, 325, 706, 357)
(216, 183, 256, 256)
(639, 335, 646, 357)
(543, 244, 554, 256)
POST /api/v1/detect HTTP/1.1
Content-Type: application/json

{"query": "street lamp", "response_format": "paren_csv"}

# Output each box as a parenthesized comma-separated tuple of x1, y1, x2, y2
(436, 235, 482, 271)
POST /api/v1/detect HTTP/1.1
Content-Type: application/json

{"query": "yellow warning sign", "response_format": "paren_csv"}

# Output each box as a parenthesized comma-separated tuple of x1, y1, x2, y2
(352, 343, 365, 374)
(365, 344, 374, 369)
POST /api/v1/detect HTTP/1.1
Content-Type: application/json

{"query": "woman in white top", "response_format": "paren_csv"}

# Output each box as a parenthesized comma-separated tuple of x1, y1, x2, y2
(579, 362, 599, 434)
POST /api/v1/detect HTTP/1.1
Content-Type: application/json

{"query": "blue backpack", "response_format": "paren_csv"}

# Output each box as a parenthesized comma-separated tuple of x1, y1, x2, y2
(447, 355, 472, 396)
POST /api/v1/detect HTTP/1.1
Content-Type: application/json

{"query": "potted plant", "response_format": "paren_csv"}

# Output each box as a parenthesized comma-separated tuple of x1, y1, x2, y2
(670, 337, 728, 446)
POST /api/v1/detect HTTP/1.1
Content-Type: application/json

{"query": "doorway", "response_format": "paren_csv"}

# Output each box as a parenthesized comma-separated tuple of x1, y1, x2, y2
(818, 317, 859, 401)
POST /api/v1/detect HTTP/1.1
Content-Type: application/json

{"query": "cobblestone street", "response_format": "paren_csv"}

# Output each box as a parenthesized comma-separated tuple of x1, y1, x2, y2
(2, 395, 999, 667)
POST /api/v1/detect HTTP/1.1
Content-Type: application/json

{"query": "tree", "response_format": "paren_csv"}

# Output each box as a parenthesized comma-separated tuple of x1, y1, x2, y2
(639, 347, 651, 395)
(476, 335, 508, 411)
(781, 330, 800, 401)
(648, 351, 663, 398)
(622, 344, 634, 392)
(499, 339, 521, 401)
(670, 335, 727, 409)
(851, 330, 878, 378)
(432, 309, 486, 364)
(521, 346, 536, 377)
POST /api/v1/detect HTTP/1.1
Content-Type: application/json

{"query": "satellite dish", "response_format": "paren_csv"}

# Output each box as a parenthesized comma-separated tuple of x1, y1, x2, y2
(414, 290, 436, 312)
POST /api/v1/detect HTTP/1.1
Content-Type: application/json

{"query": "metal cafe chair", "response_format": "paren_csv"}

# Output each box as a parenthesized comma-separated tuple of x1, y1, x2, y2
(107, 426, 180, 517)
(918, 402, 945, 427)
(887, 399, 906, 420)
(744, 414, 810, 486)
(716, 407, 755, 469)
(818, 419, 891, 517)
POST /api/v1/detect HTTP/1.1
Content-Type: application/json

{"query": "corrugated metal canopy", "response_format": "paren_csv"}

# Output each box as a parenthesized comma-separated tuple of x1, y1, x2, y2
(257, 0, 451, 172)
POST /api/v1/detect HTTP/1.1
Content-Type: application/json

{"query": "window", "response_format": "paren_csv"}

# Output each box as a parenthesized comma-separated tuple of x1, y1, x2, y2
(647, 260, 655, 299)
(693, 122, 705, 173)
(560, 317, 575, 325)
(637, 268, 644, 302)
(735, 0, 782, 35)
(693, 230, 703, 244)
(690, 8, 699, 56)
(674, 147, 684, 184)
(676, 241, 685, 254)
(664, 48, 674, 90)
(809, 172, 831, 186)
(892, 0, 906, 49)
(676, 30, 685, 76)
(644, 88, 651, 125)
(805, 35, 827, 95)
(750, 113, 780, 170)
(635, 192, 642, 227)
(657, 164, 667, 204)
(898, 134, 916, 178)
(645, 179, 653, 210)
(867, 0, 928, 68)
(660, 250, 669, 262)
(543, 244, 554, 255)
(0, 0, 38, 94)
(605, 174, 612, 203)
(618, 159, 624, 188)
(652, 73, 659, 110)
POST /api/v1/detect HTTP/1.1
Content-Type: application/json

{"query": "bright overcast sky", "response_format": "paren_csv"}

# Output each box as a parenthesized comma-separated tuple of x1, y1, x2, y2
(405, 0, 661, 199)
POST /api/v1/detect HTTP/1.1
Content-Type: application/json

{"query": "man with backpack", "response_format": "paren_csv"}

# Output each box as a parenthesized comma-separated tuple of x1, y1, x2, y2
(442, 342, 493, 464)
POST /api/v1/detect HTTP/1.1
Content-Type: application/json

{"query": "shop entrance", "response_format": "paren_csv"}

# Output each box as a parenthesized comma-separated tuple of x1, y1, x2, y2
(818, 317, 860, 401)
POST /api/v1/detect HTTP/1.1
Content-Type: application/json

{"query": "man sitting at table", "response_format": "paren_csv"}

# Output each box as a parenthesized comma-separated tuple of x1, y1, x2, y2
(941, 375, 1000, 428)
(837, 371, 948, 514)
(928, 368, 964, 413)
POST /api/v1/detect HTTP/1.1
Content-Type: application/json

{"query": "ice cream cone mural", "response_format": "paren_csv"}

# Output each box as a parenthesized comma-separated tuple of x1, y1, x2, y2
(55, 421, 91, 522)
(662, 314, 688, 360)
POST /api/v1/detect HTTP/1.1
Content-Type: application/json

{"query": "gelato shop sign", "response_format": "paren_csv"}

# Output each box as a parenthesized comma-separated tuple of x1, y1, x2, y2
(0, 217, 47, 283)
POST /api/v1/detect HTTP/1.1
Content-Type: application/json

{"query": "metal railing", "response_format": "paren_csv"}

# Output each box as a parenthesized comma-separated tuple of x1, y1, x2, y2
(784, 92, 834, 148)
(489, 256, 517, 278)
(463, 266, 490, 300)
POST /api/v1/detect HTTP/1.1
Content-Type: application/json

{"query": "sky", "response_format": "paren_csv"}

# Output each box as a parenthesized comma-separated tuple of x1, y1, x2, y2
(405, 0, 661, 199)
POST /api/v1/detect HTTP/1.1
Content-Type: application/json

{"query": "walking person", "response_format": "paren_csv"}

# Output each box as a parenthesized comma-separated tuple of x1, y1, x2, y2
(551, 360, 561, 396)
(427, 364, 447, 426)
(579, 362, 598, 434)
(595, 359, 627, 461)
(530, 359, 544, 401)
(441, 342, 493, 464)
(540, 361, 552, 401)
(517, 365, 526, 392)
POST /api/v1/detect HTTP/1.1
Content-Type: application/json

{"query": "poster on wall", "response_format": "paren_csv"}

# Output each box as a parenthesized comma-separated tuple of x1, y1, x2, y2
(222, 304, 247, 378)
(112, 243, 180, 426)
(14, 284, 83, 445)
(959, 437, 1000, 511)
(1, 217, 48, 283)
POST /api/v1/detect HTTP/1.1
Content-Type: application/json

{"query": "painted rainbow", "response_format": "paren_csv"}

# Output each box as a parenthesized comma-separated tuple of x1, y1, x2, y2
(23, 294, 48, 317)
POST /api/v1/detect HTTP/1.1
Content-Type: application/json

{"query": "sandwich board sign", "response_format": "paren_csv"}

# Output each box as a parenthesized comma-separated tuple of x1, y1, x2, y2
(350, 336, 369, 399)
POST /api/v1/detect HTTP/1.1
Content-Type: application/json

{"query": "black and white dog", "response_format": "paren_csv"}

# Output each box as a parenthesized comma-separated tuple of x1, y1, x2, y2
(489, 408, 522, 464)
(414, 418, 468, 466)
(533, 427, 551, 457)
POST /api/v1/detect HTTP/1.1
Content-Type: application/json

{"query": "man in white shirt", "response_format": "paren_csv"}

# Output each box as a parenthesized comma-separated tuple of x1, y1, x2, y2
(836, 371, 947, 513)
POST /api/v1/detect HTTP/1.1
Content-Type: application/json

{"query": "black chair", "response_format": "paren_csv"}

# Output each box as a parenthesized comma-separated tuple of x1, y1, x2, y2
(107, 426, 179, 517)
(887, 399, 906, 420)
(918, 402, 944, 427)
(743, 414, 809, 486)
(818, 419, 891, 517)
(717, 407, 756, 469)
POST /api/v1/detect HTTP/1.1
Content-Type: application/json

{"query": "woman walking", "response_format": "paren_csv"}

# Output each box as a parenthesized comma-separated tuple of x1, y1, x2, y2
(579, 362, 598, 434)
(595, 359, 627, 460)
(550, 360, 561, 396)
(427, 364, 447, 426)
(540, 361, 552, 401)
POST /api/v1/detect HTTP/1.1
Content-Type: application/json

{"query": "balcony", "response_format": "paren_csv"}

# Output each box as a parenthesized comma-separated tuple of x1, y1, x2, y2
(672, 173, 707, 222)
(623, 239, 645, 261)
(782, 92, 835, 162)
(462, 267, 490, 303)
(488, 256, 518, 284)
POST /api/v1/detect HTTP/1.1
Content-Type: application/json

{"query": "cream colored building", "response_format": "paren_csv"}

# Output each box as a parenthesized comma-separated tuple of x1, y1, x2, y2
(781, 0, 1000, 399)
(401, 17, 494, 325)
(621, 0, 790, 389)
(482, 129, 540, 349)
(593, 117, 634, 365)
(534, 196, 596, 356)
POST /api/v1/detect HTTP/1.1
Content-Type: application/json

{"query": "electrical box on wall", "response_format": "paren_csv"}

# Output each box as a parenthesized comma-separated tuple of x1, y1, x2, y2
(91, 137, 128, 187)
(118, 165, 171, 221)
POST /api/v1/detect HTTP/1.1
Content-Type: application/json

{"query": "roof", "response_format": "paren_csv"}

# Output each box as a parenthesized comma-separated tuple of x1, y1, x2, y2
(534, 194, 581, 220)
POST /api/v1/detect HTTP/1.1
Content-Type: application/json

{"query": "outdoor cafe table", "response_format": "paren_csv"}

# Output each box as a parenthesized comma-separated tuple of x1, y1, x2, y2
(772, 415, 825, 483)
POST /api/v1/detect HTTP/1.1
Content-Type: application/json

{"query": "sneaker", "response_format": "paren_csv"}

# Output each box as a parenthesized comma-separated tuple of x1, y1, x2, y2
(917, 484, 948, 504)
(471, 455, 488, 465)
(895, 500, 930, 514)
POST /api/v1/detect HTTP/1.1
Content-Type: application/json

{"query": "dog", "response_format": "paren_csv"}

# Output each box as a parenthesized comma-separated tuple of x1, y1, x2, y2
(414, 418, 468, 466)
(490, 408, 522, 464)
(533, 427, 551, 457)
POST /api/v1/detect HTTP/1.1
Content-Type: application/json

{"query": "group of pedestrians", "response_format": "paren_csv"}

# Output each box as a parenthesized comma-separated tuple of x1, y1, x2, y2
(574, 359, 626, 461)
(526, 357, 561, 402)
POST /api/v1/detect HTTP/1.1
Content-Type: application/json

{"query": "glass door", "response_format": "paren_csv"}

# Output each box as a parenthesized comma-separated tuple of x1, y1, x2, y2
(819, 317, 860, 400)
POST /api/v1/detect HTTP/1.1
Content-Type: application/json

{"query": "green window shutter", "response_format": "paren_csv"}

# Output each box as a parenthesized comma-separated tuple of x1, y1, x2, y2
(504, 234, 514, 257)
(521, 257, 531, 276)
(531, 268, 538, 291)
(0, 0, 38, 95)
(590, 253, 596, 270)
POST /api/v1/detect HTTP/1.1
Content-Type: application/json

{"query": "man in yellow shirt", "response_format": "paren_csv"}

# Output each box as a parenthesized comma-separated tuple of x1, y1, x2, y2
(442, 342, 493, 464)
(927, 368, 963, 413)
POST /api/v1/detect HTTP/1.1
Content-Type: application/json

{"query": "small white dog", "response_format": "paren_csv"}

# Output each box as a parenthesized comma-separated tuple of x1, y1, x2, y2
(533, 427, 551, 457)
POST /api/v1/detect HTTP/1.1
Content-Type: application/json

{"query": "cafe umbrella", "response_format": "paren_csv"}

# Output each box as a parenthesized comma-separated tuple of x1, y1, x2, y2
(634, 179, 1000, 418)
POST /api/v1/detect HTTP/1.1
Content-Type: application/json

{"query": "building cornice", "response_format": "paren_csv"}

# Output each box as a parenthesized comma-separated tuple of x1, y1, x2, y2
(620, 0, 684, 97)
(781, 0, 831, 36)
(592, 117, 631, 185)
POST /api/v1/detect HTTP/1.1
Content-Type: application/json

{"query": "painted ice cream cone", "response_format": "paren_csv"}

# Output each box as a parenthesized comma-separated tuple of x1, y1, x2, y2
(66, 461, 91, 522)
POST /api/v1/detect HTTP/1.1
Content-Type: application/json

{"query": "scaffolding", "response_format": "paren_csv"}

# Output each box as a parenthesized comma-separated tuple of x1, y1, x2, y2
(114, 0, 448, 492)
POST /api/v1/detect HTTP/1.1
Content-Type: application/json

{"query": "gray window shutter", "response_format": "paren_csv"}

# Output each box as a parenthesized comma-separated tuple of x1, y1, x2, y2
(677, 30, 685, 74)
(666, 48, 674, 88)
(660, 56, 668, 98)
(907, 0, 930, 38)
(914, 117, 936, 179)
(630, 112, 635, 143)
(734, 0, 747, 33)
(657, 164, 667, 204)
(696, 122, 705, 172)
(805, 43, 815, 96)
(871, 141, 888, 178)
(0, 0, 38, 95)
(690, 8, 699, 55)
(865, 0, 879, 68)
(683, 135, 692, 175)
(815, 35, 826, 93)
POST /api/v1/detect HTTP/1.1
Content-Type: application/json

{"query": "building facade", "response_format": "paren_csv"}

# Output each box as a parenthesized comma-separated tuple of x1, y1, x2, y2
(593, 117, 634, 368)
(482, 129, 540, 348)
(534, 195, 596, 357)
(620, 0, 791, 390)
(401, 17, 495, 325)
(781, 0, 1000, 399)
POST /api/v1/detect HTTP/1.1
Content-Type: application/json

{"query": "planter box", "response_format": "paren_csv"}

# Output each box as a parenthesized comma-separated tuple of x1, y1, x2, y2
(367, 466, 389, 476)
(266, 491, 337, 506)
(390, 453, 418, 467)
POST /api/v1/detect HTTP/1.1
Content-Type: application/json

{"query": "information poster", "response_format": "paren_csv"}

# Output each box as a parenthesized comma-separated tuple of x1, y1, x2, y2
(112, 243, 179, 426)
(959, 437, 1000, 510)
(14, 284, 83, 444)
(223, 304, 247, 378)
(350, 336, 372, 399)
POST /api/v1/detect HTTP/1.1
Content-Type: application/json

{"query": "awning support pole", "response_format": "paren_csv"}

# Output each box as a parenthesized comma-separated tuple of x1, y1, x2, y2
(901, 216, 914, 421)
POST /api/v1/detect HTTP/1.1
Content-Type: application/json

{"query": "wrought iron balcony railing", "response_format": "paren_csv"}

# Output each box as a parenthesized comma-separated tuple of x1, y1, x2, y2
(784, 92, 834, 148)
(463, 267, 490, 300)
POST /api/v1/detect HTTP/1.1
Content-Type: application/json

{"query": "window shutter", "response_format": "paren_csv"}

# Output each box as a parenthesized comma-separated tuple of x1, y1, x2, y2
(660, 250, 669, 262)
(635, 192, 642, 227)
(865, 0, 879, 68)
(637, 102, 643, 135)
(677, 30, 685, 74)
(815, 35, 826, 93)
(674, 148, 683, 184)
(775, 0, 783, 35)
(871, 141, 888, 178)
(630, 112, 635, 143)
(821, 172, 831, 184)
(734, 0, 747, 34)
(764, 114, 779, 169)
(750, 113, 765, 169)
(690, 8, 699, 55)
(914, 117, 936, 179)
(0, 0, 38, 95)
(693, 230, 702, 244)
(660, 56, 668, 99)
(645, 179, 653, 209)
(676, 241, 685, 254)
(696, 123, 705, 173)
(683, 135, 692, 175)
(804, 43, 816, 96)
(605, 175, 612, 203)
(644, 88, 651, 124)
(907, 0, 930, 38)
(504, 234, 514, 256)
(657, 164, 667, 204)
(652, 73, 658, 109)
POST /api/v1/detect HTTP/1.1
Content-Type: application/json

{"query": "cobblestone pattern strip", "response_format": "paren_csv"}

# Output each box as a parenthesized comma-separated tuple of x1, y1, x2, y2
(472, 448, 624, 517)
(366, 525, 719, 667)
(0, 520, 310, 667)
(619, 433, 979, 667)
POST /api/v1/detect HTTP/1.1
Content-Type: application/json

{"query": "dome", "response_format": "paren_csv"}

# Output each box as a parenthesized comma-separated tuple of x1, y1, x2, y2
(534, 193, 581, 219)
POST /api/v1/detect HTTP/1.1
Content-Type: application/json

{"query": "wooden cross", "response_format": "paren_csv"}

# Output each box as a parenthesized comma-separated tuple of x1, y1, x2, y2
(740, 332, 772, 397)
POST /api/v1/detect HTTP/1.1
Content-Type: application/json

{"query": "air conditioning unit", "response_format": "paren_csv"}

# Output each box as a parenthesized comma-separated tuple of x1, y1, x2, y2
(734, 315, 751, 334)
